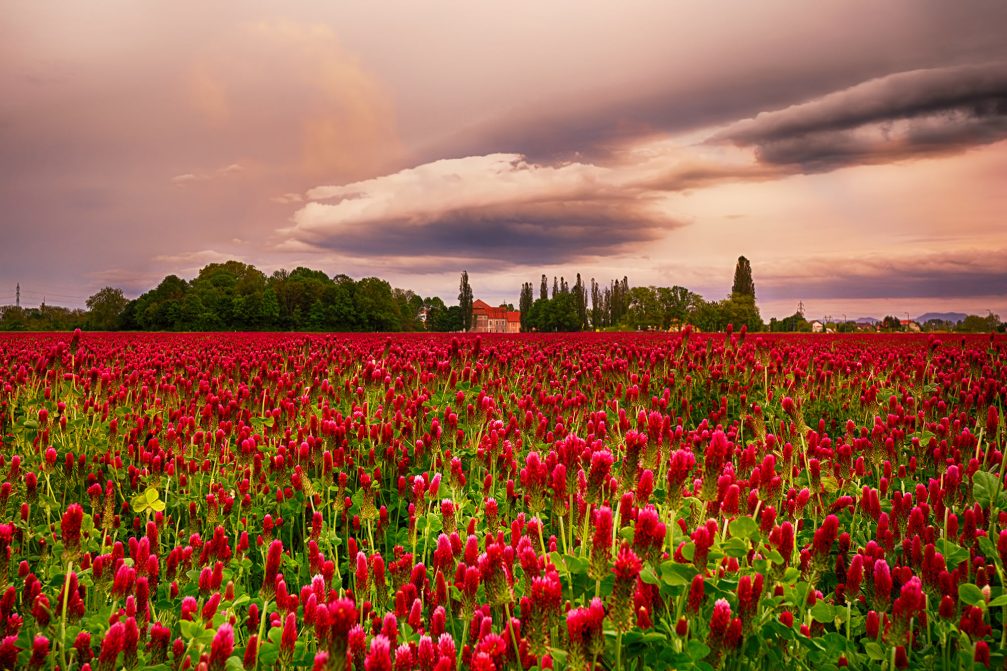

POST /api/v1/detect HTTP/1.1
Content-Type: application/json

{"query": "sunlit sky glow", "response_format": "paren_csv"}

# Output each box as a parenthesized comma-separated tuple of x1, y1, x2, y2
(2, 1, 1006, 319)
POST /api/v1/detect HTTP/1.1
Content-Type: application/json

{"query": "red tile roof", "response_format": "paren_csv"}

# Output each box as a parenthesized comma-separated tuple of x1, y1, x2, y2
(472, 300, 513, 320)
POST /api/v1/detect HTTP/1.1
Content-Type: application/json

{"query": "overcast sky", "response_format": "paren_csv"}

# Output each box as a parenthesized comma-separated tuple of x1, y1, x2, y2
(2, 1, 1006, 319)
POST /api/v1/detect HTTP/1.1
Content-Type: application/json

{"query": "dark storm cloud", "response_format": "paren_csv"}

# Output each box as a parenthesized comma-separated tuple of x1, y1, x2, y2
(758, 251, 1007, 300)
(292, 203, 676, 267)
(426, 5, 1007, 165)
(286, 153, 686, 267)
(715, 63, 1007, 171)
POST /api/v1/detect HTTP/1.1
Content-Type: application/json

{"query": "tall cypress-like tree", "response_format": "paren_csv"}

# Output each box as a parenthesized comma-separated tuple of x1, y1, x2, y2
(519, 282, 534, 331)
(574, 273, 588, 330)
(726, 255, 762, 331)
(590, 278, 602, 329)
(458, 271, 473, 332)
(731, 256, 756, 298)
(540, 274, 549, 301)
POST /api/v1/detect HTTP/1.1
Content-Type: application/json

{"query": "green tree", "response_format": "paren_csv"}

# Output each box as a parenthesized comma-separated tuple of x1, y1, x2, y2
(574, 274, 588, 329)
(688, 299, 725, 332)
(190, 261, 264, 327)
(86, 287, 128, 330)
(458, 271, 473, 332)
(880, 315, 902, 331)
(720, 295, 763, 331)
(731, 256, 756, 298)
(393, 289, 425, 331)
(432, 304, 463, 332)
(261, 287, 281, 328)
(526, 294, 581, 332)
(519, 282, 534, 331)
(356, 277, 401, 331)
(958, 313, 1001, 333)
(656, 286, 701, 328)
(771, 312, 811, 332)
(626, 287, 662, 330)
(131, 275, 189, 330)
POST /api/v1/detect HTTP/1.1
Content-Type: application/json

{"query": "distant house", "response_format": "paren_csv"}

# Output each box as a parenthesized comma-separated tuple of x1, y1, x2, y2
(472, 299, 521, 333)
(810, 320, 824, 333)
(900, 319, 922, 333)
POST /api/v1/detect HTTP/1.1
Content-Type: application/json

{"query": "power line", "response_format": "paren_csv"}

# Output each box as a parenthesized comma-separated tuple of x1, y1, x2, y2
(19, 289, 90, 300)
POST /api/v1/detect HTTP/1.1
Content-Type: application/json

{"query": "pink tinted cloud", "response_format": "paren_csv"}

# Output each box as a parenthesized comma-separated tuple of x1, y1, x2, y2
(286, 153, 683, 264)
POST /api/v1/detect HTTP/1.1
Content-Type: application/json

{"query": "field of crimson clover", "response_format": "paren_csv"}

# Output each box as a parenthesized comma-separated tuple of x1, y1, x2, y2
(0, 330, 1004, 671)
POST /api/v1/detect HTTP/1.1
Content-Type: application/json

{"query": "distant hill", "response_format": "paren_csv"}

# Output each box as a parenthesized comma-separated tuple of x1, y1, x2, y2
(916, 312, 967, 324)
(854, 316, 879, 324)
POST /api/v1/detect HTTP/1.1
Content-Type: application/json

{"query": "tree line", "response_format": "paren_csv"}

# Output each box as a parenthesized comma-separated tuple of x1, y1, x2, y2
(1, 262, 466, 332)
(3, 256, 1002, 333)
(517, 256, 764, 332)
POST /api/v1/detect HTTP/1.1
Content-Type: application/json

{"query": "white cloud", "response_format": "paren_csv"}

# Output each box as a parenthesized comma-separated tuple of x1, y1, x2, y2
(170, 163, 246, 187)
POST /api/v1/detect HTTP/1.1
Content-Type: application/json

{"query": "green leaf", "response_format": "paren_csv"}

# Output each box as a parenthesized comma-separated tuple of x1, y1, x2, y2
(988, 594, 1007, 608)
(130, 494, 149, 514)
(547, 647, 567, 665)
(820, 475, 840, 494)
(959, 583, 985, 607)
(257, 642, 279, 668)
(729, 516, 758, 540)
(640, 565, 660, 586)
(686, 640, 710, 661)
(179, 619, 202, 641)
(973, 470, 999, 508)
(659, 561, 695, 588)
(225, 657, 245, 671)
(149, 499, 166, 512)
(865, 641, 886, 661)
(810, 601, 835, 623)
(722, 537, 749, 558)
(565, 554, 589, 576)
(979, 534, 996, 560)
(939, 539, 971, 569)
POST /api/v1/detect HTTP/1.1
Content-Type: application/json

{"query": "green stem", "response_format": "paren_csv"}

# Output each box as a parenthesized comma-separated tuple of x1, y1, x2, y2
(254, 598, 271, 671)
(457, 618, 469, 670)
(503, 602, 522, 669)
(59, 561, 73, 671)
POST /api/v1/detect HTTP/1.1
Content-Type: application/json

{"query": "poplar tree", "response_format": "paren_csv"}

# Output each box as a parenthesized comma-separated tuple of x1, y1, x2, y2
(458, 271, 473, 331)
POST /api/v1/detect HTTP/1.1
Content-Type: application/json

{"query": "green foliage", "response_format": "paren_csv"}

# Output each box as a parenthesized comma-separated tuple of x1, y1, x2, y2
(958, 313, 1001, 333)
(731, 255, 756, 298)
(85, 287, 128, 330)
(881, 315, 903, 331)
(519, 282, 534, 331)
(0, 304, 86, 331)
(526, 293, 581, 331)
(97, 262, 459, 332)
(458, 271, 473, 332)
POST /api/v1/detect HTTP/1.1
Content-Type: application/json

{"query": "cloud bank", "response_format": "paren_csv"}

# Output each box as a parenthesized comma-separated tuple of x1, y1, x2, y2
(286, 154, 683, 265)
(715, 63, 1007, 170)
